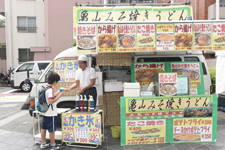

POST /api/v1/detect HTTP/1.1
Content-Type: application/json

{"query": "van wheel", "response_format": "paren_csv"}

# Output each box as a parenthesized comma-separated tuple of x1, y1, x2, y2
(21, 82, 32, 92)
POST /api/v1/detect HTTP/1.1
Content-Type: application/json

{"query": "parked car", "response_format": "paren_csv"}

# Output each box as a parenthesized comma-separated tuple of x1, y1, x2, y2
(10, 61, 51, 92)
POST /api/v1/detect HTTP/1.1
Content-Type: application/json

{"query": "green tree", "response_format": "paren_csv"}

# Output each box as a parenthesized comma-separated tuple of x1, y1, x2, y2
(209, 66, 216, 93)
(0, 18, 5, 27)
(72, 41, 76, 47)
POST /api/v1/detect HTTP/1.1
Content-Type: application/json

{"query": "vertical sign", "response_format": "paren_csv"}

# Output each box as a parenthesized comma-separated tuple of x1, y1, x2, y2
(159, 73, 177, 96)
(173, 118, 212, 142)
(126, 119, 166, 145)
(77, 25, 97, 54)
(98, 24, 117, 53)
(117, 24, 137, 52)
(171, 63, 201, 85)
(213, 23, 225, 51)
(194, 23, 212, 50)
(133, 63, 165, 91)
(156, 24, 174, 51)
(136, 24, 156, 52)
(54, 60, 80, 82)
(174, 23, 193, 51)
(62, 113, 101, 145)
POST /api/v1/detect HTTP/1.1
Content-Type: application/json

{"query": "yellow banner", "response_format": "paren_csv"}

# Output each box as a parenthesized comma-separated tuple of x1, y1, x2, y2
(53, 60, 79, 82)
(62, 113, 101, 145)
(98, 24, 117, 53)
(137, 24, 156, 52)
(126, 119, 166, 145)
(156, 24, 174, 50)
(174, 23, 193, 51)
(117, 24, 137, 52)
(213, 23, 225, 51)
(194, 23, 212, 51)
(126, 95, 211, 113)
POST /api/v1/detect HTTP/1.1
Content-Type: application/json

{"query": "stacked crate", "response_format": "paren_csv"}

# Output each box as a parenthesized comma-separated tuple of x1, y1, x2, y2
(99, 92, 123, 126)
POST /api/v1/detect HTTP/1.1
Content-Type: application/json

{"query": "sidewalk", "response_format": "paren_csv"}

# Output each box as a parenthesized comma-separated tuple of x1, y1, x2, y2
(0, 110, 225, 150)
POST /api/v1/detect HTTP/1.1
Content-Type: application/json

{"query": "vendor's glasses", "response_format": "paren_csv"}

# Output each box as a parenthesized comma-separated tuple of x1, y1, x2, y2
(79, 62, 84, 65)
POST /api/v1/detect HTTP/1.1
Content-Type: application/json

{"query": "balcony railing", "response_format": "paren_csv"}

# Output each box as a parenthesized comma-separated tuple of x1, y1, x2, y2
(17, 26, 37, 33)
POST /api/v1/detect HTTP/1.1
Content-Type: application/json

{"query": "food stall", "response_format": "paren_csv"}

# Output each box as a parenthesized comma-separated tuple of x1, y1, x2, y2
(59, 5, 224, 147)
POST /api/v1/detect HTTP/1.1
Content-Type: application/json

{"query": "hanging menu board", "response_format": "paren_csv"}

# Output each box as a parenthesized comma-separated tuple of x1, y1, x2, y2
(194, 23, 212, 51)
(117, 24, 137, 52)
(77, 25, 97, 54)
(213, 23, 225, 50)
(174, 23, 193, 51)
(120, 94, 217, 146)
(136, 24, 156, 52)
(53, 60, 79, 82)
(132, 62, 205, 95)
(62, 113, 101, 145)
(156, 24, 174, 51)
(98, 24, 117, 53)
(132, 63, 165, 92)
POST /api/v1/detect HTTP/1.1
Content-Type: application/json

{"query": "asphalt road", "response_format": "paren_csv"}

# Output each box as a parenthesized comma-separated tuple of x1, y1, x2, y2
(0, 87, 36, 135)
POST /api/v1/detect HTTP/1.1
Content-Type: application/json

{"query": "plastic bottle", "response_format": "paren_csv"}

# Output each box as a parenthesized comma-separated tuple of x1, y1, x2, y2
(75, 95, 80, 112)
(88, 96, 90, 112)
(80, 95, 84, 112)
(84, 95, 88, 112)
(89, 95, 95, 112)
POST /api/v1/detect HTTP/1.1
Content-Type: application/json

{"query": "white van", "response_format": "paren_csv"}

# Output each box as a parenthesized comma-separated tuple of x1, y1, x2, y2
(26, 47, 211, 119)
(11, 61, 51, 92)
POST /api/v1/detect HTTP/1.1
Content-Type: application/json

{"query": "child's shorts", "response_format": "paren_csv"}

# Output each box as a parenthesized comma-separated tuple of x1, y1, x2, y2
(42, 116, 57, 132)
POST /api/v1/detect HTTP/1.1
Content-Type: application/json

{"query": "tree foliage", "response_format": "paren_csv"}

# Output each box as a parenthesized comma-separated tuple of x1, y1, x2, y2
(209, 66, 216, 93)
(0, 18, 5, 27)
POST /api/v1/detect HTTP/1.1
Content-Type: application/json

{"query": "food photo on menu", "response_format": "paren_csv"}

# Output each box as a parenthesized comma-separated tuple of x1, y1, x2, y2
(118, 34, 136, 48)
(98, 34, 117, 48)
(157, 33, 173, 42)
(77, 36, 96, 50)
(159, 83, 178, 96)
(195, 33, 211, 46)
(172, 69, 200, 81)
(173, 133, 201, 142)
(175, 33, 193, 48)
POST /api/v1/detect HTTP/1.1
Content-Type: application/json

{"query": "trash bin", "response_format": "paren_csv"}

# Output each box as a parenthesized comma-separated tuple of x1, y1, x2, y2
(111, 126, 121, 138)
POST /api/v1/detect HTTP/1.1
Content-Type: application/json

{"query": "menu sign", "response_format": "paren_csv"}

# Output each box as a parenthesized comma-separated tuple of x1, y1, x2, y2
(77, 25, 97, 54)
(126, 119, 166, 145)
(159, 73, 177, 96)
(194, 23, 212, 50)
(174, 23, 193, 51)
(134, 63, 165, 91)
(171, 63, 201, 85)
(98, 24, 117, 53)
(173, 118, 212, 142)
(54, 60, 79, 82)
(136, 24, 156, 52)
(120, 94, 217, 146)
(62, 113, 101, 145)
(156, 24, 174, 50)
(117, 24, 137, 52)
(213, 23, 225, 50)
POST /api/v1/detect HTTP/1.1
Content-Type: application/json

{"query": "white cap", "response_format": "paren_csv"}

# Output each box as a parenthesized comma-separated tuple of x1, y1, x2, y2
(78, 54, 88, 61)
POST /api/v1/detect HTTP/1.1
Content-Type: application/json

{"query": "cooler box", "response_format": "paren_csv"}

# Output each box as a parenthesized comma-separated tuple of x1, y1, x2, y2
(104, 81, 123, 92)
(123, 82, 140, 97)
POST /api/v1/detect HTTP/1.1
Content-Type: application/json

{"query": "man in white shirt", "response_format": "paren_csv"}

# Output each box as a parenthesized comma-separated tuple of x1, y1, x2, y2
(68, 55, 97, 108)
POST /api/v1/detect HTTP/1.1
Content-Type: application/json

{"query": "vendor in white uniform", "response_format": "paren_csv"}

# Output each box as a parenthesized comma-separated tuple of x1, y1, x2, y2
(68, 55, 97, 108)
